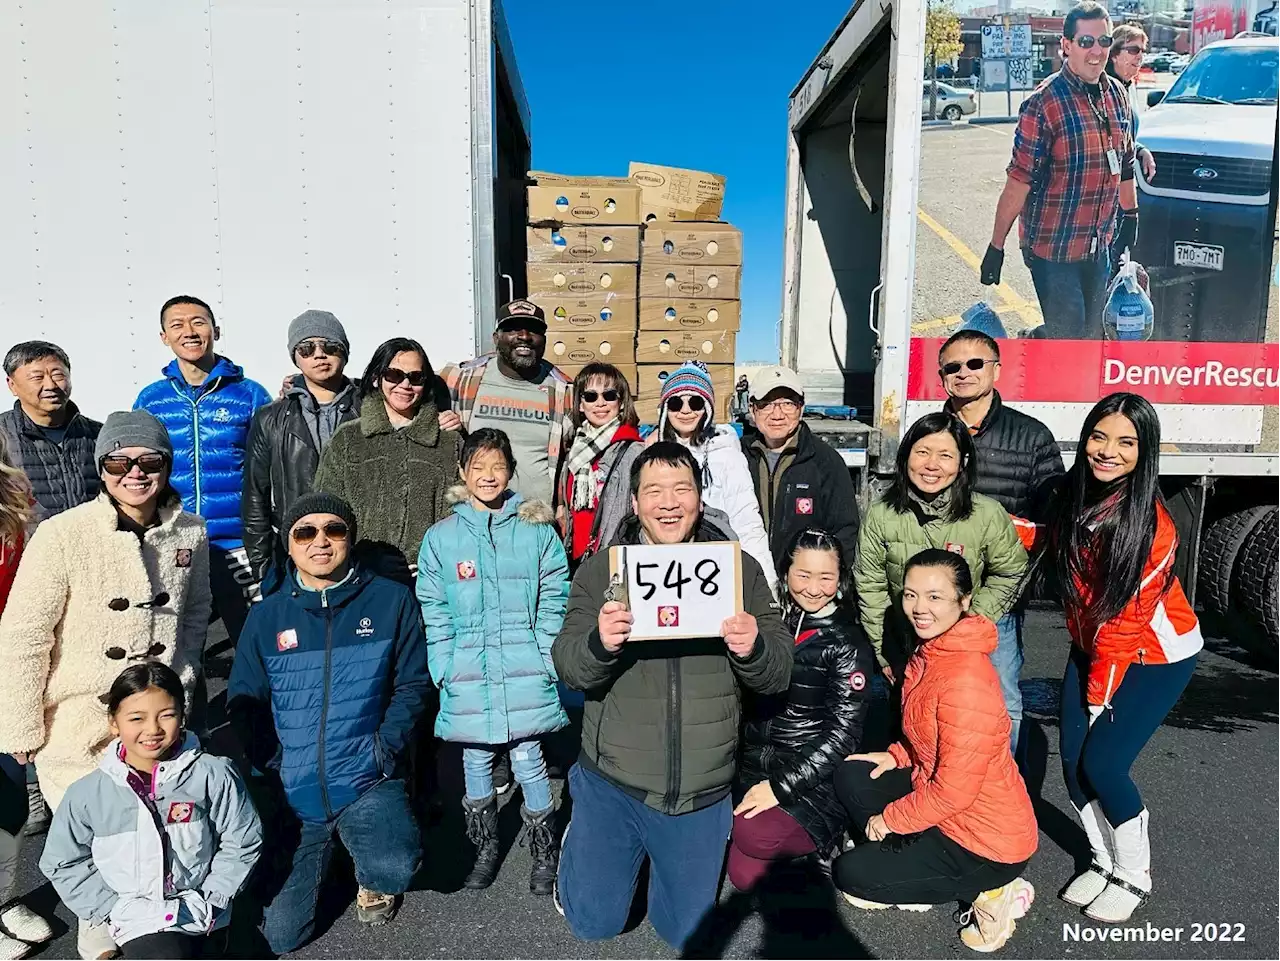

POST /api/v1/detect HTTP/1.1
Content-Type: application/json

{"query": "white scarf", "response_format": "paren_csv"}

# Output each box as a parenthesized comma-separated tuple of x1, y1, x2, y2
(566, 417, 620, 511)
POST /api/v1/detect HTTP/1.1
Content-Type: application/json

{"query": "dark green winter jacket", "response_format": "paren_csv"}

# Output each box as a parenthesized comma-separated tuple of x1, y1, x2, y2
(553, 515, 793, 815)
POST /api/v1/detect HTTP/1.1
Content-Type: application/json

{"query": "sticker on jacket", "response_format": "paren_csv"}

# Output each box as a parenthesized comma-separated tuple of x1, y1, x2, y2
(456, 561, 477, 580)
(658, 605, 679, 627)
(174, 549, 192, 568)
(356, 617, 375, 638)
(944, 542, 965, 556)
(276, 629, 299, 652)
(795, 497, 813, 515)
(849, 670, 867, 692)
(166, 801, 194, 824)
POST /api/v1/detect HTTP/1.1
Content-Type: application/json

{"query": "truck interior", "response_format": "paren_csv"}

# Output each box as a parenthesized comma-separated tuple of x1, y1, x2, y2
(493, 24, 531, 304)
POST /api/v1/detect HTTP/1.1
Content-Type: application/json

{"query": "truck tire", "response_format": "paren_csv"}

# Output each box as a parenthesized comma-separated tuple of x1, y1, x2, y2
(1199, 506, 1271, 616)
(1232, 507, 1278, 660)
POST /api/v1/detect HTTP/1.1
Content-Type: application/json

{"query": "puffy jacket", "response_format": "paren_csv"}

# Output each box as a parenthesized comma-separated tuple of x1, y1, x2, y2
(417, 489, 569, 744)
(134, 356, 271, 550)
(742, 423, 861, 573)
(241, 378, 359, 579)
(313, 394, 463, 583)
(680, 427, 778, 591)
(0, 401, 101, 520)
(553, 514, 793, 815)
(856, 488, 1028, 668)
(227, 563, 431, 823)
(880, 615, 1038, 866)
(557, 425, 643, 563)
(1066, 502, 1203, 708)
(40, 735, 261, 947)
(737, 603, 875, 853)
(945, 392, 1065, 523)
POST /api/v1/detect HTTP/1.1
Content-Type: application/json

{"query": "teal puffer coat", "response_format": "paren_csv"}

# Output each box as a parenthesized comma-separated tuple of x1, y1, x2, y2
(416, 487, 570, 744)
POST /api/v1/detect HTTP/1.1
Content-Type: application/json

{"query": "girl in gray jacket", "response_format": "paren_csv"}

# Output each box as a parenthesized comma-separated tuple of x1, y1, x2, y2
(40, 664, 262, 959)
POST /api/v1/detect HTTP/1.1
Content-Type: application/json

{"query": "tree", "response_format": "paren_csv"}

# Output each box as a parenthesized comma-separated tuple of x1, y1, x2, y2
(925, 1, 963, 119)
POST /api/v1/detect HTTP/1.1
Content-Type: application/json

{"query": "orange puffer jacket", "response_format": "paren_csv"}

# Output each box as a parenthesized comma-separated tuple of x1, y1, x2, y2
(882, 615, 1038, 866)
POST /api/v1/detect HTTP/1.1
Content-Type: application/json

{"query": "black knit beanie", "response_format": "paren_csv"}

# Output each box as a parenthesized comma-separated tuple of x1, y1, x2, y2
(280, 492, 358, 547)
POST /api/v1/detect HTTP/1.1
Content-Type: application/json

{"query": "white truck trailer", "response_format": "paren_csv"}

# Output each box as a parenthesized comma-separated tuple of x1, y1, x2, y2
(0, 0, 531, 414)
(781, 0, 1279, 655)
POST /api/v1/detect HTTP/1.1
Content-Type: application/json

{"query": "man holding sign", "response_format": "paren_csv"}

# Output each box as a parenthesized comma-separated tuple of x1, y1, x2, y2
(552, 443, 792, 951)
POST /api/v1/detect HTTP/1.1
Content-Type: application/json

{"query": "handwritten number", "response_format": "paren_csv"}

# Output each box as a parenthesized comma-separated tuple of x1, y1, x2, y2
(663, 562, 692, 598)
(695, 559, 720, 596)
(635, 563, 659, 601)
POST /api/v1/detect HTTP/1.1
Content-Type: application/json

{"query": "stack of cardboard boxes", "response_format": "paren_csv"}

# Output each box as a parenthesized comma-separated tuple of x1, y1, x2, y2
(525, 163, 742, 425)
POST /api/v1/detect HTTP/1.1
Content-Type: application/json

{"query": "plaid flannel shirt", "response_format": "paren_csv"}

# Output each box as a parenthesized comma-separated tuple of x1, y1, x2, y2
(1008, 64, 1135, 263)
(438, 353, 575, 500)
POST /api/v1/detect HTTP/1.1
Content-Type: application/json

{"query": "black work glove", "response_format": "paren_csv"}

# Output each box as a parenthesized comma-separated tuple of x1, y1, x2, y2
(1115, 210, 1139, 262)
(980, 244, 1004, 286)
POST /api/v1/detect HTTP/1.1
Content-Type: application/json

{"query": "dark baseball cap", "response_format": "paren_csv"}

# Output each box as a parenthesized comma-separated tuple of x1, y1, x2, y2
(496, 299, 547, 331)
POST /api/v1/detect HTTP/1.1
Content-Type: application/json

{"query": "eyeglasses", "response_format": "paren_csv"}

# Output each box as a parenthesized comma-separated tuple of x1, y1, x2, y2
(1072, 34, 1114, 49)
(753, 399, 801, 414)
(291, 521, 350, 544)
(665, 395, 706, 414)
(1118, 44, 1145, 56)
(107, 592, 170, 612)
(383, 368, 429, 387)
(940, 358, 999, 376)
(101, 453, 169, 476)
(295, 340, 346, 358)
(581, 389, 620, 404)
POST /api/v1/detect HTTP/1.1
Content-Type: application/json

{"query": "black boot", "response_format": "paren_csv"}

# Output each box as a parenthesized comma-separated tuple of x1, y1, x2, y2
(522, 805, 559, 897)
(462, 794, 500, 889)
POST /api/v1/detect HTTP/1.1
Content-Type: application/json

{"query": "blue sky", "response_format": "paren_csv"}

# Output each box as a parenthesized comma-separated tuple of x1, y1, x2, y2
(505, 0, 854, 363)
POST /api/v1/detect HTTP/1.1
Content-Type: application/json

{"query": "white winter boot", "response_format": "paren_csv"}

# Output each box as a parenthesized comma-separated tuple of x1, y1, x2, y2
(1085, 808, 1151, 923)
(1060, 800, 1115, 906)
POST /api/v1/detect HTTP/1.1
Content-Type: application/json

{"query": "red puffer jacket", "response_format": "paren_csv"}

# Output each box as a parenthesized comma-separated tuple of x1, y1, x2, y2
(882, 615, 1038, 866)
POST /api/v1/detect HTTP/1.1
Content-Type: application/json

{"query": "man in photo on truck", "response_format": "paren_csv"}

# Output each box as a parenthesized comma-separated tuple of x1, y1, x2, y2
(740, 365, 860, 574)
(938, 329, 1064, 765)
(980, 0, 1138, 339)
(134, 295, 272, 648)
(241, 311, 358, 583)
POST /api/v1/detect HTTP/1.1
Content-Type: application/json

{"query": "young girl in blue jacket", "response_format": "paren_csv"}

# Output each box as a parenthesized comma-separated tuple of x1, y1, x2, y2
(416, 428, 569, 896)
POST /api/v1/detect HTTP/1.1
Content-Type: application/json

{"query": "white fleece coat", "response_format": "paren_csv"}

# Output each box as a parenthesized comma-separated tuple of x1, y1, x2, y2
(0, 494, 210, 810)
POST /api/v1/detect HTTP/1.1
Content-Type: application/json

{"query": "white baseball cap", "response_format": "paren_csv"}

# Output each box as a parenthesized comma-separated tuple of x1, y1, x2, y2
(748, 365, 805, 403)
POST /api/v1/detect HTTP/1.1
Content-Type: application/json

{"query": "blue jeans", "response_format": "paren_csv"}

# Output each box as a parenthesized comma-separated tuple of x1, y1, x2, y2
(463, 740, 553, 813)
(1024, 248, 1111, 339)
(557, 763, 731, 951)
(262, 778, 420, 955)
(990, 611, 1024, 760)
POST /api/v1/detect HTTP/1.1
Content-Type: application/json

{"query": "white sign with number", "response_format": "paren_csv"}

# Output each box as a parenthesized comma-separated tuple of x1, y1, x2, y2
(607, 542, 743, 640)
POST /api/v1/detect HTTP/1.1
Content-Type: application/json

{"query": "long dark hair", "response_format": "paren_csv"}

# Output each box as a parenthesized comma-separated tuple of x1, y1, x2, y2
(778, 527, 856, 616)
(884, 412, 976, 521)
(359, 337, 433, 406)
(106, 662, 186, 724)
(1048, 392, 1169, 637)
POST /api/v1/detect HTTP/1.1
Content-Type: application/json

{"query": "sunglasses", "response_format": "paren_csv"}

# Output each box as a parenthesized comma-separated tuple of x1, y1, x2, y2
(101, 452, 169, 476)
(383, 367, 429, 387)
(665, 395, 706, 414)
(1072, 34, 1114, 49)
(291, 521, 350, 544)
(940, 358, 999, 376)
(295, 340, 346, 358)
(581, 389, 620, 404)
(1118, 44, 1145, 56)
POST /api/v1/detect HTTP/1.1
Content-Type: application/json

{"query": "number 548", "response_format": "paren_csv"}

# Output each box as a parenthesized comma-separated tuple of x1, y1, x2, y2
(634, 560, 721, 601)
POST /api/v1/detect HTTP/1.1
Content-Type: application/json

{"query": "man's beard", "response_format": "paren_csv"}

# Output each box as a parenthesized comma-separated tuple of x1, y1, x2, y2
(499, 343, 541, 371)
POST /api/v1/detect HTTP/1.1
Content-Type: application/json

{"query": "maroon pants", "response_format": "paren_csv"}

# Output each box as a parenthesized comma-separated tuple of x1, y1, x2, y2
(726, 805, 817, 891)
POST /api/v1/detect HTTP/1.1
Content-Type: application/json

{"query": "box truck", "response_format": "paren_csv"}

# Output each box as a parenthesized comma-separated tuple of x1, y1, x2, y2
(781, 0, 1279, 654)
(0, 0, 531, 414)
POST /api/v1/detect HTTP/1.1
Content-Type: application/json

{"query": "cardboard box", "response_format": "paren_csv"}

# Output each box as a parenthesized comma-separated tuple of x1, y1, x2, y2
(637, 362, 736, 400)
(526, 291, 637, 331)
(641, 223, 742, 266)
(638, 298, 741, 332)
(527, 226, 641, 264)
(529, 171, 633, 187)
(628, 162, 726, 222)
(636, 392, 731, 425)
(528, 183, 642, 226)
(547, 331, 637, 367)
(527, 263, 638, 298)
(638, 263, 741, 300)
(635, 330, 736, 365)
(555, 363, 639, 389)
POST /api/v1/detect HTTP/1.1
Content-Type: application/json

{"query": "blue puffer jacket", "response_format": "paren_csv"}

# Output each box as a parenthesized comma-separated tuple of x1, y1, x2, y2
(416, 488, 569, 745)
(226, 563, 431, 823)
(134, 356, 271, 550)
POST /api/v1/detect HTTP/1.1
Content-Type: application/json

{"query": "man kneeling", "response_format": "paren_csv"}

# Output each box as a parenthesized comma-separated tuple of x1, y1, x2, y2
(552, 443, 793, 950)
(227, 492, 431, 955)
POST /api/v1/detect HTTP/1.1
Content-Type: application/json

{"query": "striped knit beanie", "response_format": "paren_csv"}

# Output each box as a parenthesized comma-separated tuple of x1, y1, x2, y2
(657, 361, 716, 435)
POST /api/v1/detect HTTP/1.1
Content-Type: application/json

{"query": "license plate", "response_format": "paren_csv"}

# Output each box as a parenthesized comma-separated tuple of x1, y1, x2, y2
(1173, 242, 1224, 271)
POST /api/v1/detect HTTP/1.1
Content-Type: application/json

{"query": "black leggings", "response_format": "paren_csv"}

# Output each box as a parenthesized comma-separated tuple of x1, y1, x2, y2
(121, 931, 204, 959)
(832, 760, 1026, 905)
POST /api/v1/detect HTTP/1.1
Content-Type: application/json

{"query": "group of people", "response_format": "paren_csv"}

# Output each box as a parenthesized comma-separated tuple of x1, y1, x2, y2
(0, 283, 1201, 958)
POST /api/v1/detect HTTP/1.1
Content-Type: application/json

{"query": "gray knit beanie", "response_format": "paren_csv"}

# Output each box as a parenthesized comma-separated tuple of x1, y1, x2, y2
(288, 310, 350, 356)
(94, 410, 173, 464)
(280, 491, 358, 547)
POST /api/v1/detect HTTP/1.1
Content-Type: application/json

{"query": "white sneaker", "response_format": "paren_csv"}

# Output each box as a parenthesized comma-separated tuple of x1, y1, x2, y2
(842, 891, 933, 912)
(76, 917, 118, 961)
(0, 932, 29, 961)
(0, 905, 52, 944)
